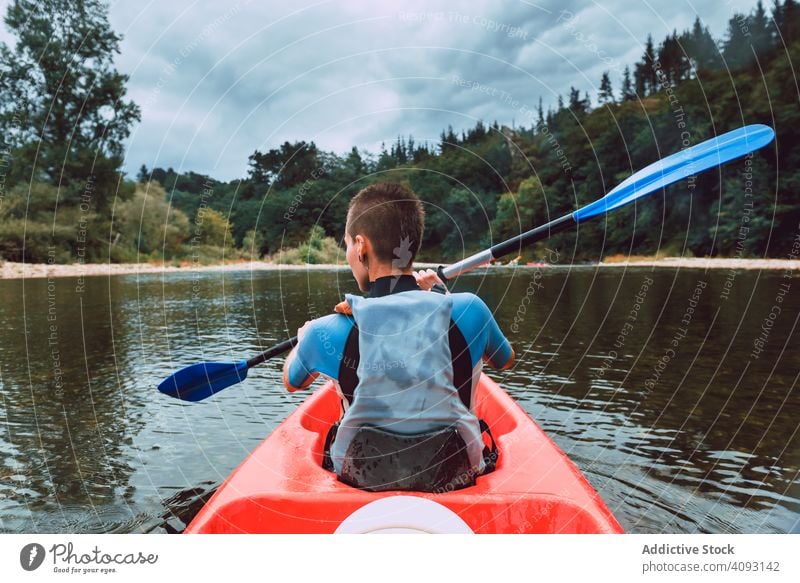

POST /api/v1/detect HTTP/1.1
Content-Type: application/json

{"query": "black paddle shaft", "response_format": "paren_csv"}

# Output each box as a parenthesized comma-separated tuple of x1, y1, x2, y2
(436, 214, 576, 284)
(246, 336, 298, 368)
(490, 214, 576, 258)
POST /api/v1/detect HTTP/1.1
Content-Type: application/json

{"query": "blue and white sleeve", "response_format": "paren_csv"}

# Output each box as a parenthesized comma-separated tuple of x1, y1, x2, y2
(478, 298, 515, 370)
(284, 314, 353, 389)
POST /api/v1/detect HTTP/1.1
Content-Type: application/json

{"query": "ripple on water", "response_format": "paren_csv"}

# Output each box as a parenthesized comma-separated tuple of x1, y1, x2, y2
(2, 268, 798, 534)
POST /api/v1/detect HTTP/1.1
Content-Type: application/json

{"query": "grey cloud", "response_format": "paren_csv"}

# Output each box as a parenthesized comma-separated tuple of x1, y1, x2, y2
(4, 0, 755, 180)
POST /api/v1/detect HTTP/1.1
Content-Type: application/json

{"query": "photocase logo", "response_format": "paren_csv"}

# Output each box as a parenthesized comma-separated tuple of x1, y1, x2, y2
(20, 543, 46, 571)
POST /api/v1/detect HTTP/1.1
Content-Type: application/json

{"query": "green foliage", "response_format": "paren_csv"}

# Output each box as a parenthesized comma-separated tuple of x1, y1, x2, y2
(0, 182, 104, 262)
(248, 141, 320, 188)
(114, 182, 189, 259)
(2, 1, 800, 266)
(493, 177, 545, 240)
(241, 229, 265, 259)
(0, 217, 75, 263)
(193, 208, 233, 248)
(269, 225, 344, 265)
(0, 0, 140, 210)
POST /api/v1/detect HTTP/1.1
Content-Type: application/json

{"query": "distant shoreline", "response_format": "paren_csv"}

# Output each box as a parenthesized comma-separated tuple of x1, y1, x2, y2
(0, 260, 350, 280)
(596, 257, 800, 271)
(2, 257, 799, 280)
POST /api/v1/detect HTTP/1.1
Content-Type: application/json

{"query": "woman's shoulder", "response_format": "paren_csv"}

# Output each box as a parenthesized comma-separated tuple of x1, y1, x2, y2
(450, 291, 488, 308)
(449, 292, 492, 319)
(308, 312, 355, 337)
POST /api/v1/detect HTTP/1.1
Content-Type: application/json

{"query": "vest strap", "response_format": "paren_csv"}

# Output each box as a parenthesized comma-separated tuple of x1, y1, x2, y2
(479, 419, 499, 474)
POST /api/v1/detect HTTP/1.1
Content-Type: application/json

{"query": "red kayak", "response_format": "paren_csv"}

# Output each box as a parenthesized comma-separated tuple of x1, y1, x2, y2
(185, 373, 623, 534)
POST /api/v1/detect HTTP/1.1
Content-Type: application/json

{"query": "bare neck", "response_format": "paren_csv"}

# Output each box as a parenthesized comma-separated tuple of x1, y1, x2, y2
(369, 263, 414, 282)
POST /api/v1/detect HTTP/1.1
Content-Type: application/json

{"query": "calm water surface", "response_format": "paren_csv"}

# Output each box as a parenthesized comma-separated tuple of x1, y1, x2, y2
(0, 266, 798, 533)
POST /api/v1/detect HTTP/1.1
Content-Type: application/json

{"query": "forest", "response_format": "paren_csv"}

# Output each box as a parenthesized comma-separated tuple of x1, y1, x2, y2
(1, 0, 798, 265)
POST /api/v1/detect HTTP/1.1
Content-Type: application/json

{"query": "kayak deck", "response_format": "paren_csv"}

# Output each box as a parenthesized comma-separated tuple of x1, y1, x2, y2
(185, 373, 623, 533)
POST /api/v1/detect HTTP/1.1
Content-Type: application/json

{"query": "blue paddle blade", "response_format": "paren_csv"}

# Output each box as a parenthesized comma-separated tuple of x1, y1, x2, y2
(573, 124, 775, 223)
(157, 360, 249, 402)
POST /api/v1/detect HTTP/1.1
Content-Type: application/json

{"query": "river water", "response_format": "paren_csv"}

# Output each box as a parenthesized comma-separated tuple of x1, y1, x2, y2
(0, 266, 798, 533)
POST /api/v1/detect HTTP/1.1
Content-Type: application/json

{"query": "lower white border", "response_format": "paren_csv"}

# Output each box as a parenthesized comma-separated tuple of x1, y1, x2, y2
(0, 534, 796, 582)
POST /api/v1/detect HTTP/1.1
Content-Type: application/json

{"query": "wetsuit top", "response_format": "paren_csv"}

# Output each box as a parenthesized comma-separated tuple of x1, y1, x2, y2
(284, 274, 515, 473)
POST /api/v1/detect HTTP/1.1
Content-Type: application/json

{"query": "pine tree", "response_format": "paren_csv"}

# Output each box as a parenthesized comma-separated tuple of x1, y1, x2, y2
(439, 125, 458, 153)
(772, 0, 784, 44)
(723, 13, 755, 68)
(345, 147, 365, 175)
(634, 62, 647, 96)
(750, 1, 774, 58)
(568, 86, 582, 110)
(787, 0, 800, 43)
(598, 71, 614, 104)
(395, 136, 407, 164)
(537, 97, 545, 127)
(658, 31, 688, 86)
(685, 17, 721, 72)
(620, 66, 636, 101)
(774, 0, 799, 44)
(645, 35, 658, 90)
(377, 142, 395, 170)
(634, 34, 658, 95)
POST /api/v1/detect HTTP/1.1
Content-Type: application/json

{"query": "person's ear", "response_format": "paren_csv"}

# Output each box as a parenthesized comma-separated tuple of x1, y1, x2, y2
(355, 234, 368, 262)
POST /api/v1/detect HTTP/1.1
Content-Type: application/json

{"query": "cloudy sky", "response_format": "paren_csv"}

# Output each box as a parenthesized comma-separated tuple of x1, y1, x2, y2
(3, 0, 763, 180)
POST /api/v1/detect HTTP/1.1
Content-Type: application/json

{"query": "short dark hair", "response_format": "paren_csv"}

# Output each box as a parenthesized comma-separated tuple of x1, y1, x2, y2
(346, 183, 425, 265)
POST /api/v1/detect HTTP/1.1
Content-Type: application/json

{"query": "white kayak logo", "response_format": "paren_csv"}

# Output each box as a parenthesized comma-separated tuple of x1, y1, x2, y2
(20, 543, 46, 571)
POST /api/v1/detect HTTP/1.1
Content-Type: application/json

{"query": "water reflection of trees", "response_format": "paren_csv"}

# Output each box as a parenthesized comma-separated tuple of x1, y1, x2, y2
(469, 269, 800, 528)
(0, 276, 140, 531)
(1, 269, 796, 533)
